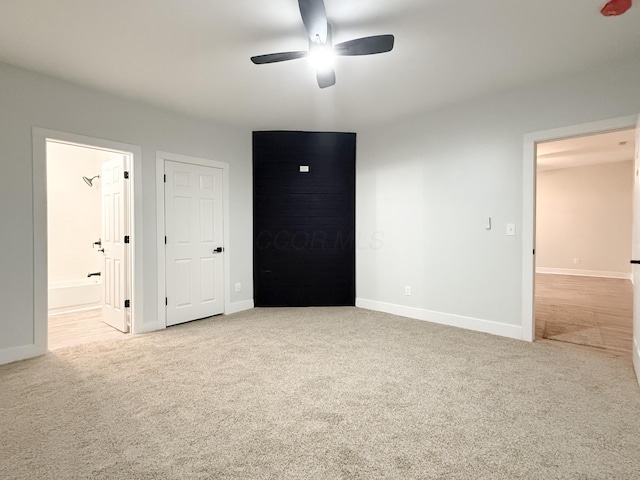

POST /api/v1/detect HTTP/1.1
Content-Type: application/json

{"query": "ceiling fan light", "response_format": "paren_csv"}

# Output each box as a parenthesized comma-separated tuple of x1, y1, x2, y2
(308, 45, 335, 71)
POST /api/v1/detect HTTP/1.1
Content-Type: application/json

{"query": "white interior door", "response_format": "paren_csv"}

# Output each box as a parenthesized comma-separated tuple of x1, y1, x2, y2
(165, 160, 224, 326)
(101, 156, 129, 332)
(633, 114, 640, 385)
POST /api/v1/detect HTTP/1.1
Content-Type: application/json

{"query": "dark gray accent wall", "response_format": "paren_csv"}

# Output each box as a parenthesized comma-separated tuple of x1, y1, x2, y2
(253, 131, 356, 307)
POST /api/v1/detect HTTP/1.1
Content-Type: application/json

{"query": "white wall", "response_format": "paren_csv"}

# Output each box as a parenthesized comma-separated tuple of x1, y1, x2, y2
(536, 160, 633, 278)
(356, 57, 640, 337)
(2, 55, 640, 363)
(0, 61, 252, 362)
(47, 142, 105, 284)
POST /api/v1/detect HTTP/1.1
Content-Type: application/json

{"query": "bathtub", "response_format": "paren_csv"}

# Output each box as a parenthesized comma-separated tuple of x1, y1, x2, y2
(48, 278, 102, 315)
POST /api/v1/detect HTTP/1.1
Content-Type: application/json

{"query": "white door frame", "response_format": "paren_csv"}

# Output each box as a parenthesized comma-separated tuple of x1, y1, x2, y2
(156, 151, 231, 327)
(521, 114, 638, 342)
(32, 127, 144, 355)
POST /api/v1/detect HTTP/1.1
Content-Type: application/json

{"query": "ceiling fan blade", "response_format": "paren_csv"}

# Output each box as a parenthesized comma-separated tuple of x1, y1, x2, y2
(334, 35, 395, 56)
(316, 68, 336, 89)
(298, 0, 328, 44)
(251, 51, 308, 65)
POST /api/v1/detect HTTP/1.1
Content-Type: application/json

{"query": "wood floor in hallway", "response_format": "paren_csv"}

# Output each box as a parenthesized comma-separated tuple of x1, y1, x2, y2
(535, 274, 633, 358)
(48, 308, 129, 350)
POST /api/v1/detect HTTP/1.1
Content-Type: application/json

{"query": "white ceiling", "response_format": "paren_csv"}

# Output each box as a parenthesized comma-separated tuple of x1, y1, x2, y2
(537, 128, 636, 171)
(0, 0, 639, 131)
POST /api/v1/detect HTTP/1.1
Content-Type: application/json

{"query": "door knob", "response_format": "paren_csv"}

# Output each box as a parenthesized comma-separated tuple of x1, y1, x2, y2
(213, 247, 224, 253)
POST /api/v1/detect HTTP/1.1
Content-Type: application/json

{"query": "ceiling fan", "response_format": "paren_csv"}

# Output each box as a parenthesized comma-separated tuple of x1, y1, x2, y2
(250, 0, 395, 88)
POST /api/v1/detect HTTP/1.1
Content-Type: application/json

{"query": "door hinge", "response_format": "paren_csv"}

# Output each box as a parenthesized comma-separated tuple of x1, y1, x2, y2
(164, 174, 167, 183)
(124, 235, 130, 244)
(165, 297, 168, 306)
(533, 249, 535, 255)
(124, 171, 129, 179)
(165, 236, 167, 244)
(124, 299, 130, 308)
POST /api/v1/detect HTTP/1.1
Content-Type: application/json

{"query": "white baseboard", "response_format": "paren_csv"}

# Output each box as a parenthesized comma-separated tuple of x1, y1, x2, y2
(226, 299, 254, 315)
(634, 337, 640, 387)
(356, 298, 523, 340)
(536, 267, 631, 280)
(0, 344, 43, 366)
(135, 320, 166, 334)
(137, 300, 255, 333)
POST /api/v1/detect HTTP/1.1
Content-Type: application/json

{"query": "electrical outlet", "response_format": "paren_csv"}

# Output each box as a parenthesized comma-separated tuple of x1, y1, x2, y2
(506, 223, 516, 236)
(235, 282, 242, 292)
(404, 286, 411, 296)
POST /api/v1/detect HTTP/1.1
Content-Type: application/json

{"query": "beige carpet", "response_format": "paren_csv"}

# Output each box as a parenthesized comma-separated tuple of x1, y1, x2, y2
(2, 307, 640, 479)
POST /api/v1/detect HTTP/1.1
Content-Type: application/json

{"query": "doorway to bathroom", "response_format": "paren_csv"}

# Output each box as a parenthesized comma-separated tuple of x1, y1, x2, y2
(46, 139, 132, 350)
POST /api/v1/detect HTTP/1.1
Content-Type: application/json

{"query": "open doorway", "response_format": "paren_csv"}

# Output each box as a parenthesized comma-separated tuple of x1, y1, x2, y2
(46, 139, 132, 350)
(534, 129, 635, 356)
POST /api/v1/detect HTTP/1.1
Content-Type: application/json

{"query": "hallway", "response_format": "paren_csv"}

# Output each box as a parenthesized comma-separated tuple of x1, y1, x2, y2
(535, 274, 633, 357)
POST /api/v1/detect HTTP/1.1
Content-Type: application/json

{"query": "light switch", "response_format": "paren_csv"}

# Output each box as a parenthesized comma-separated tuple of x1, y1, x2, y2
(299, 165, 310, 173)
(506, 223, 516, 236)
